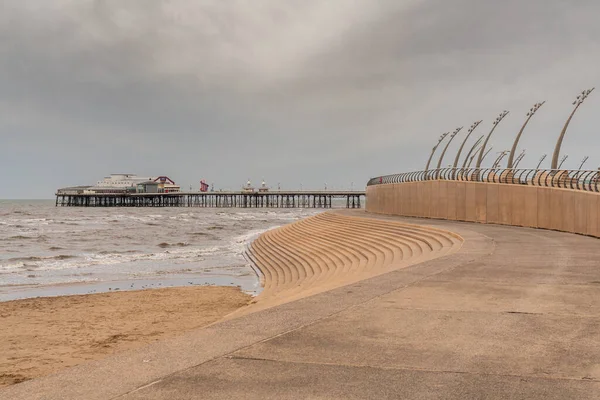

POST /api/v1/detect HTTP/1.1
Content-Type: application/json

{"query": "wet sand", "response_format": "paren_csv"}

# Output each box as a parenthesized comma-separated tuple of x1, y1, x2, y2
(0, 286, 251, 387)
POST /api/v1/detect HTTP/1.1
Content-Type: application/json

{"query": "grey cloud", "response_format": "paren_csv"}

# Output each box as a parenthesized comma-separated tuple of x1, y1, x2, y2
(1, 0, 600, 198)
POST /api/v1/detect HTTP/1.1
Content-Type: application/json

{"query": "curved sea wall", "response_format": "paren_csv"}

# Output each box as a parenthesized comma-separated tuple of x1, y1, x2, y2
(245, 211, 462, 309)
(366, 180, 600, 238)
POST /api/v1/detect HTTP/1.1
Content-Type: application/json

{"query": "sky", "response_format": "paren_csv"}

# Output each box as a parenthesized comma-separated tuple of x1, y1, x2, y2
(1, 0, 600, 198)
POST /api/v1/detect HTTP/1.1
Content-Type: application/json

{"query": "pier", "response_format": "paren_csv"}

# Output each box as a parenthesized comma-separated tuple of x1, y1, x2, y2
(55, 191, 365, 208)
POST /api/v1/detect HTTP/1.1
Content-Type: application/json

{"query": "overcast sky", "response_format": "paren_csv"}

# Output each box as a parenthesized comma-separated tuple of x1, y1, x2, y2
(2, 0, 600, 198)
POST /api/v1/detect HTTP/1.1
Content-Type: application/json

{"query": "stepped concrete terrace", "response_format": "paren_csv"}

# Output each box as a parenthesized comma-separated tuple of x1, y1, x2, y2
(2, 210, 600, 399)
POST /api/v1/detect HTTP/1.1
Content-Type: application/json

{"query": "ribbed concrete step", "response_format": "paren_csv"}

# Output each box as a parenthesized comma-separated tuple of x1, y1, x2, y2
(246, 211, 464, 309)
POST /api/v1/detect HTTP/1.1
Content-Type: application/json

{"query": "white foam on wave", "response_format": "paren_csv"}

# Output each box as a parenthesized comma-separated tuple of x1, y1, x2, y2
(0, 245, 229, 274)
(0, 204, 321, 292)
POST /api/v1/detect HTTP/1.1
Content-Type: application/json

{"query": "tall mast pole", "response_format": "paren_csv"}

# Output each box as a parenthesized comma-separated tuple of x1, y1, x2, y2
(558, 155, 569, 169)
(462, 136, 484, 169)
(512, 150, 526, 169)
(535, 154, 547, 170)
(425, 132, 450, 174)
(551, 88, 594, 169)
(476, 111, 509, 168)
(436, 127, 463, 170)
(578, 156, 589, 171)
(507, 102, 545, 168)
(453, 121, 482, 169)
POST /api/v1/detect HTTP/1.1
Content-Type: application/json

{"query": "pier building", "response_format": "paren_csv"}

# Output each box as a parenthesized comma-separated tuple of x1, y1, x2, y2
(57, 174, 180, 195)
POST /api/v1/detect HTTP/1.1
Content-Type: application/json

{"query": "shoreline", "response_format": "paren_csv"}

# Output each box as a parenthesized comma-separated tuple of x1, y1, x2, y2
(0, 227, 278, 387)
(0, 210, 466, 395)
(0, 285, 252, 387)
(0, 224, 283, 303)
(0, 273, 261, 302)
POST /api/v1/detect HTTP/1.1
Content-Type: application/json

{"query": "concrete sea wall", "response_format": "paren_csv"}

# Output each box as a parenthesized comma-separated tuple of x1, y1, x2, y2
(244, 211, 462, 311)
(366, 181, 600, 238)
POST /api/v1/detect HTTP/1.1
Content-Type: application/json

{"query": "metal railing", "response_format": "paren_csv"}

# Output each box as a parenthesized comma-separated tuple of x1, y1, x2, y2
(367, 168, 600, 192)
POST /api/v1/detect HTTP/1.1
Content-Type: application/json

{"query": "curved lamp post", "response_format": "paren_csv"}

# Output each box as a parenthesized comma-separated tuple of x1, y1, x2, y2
(436, 127, 463, 173)
(453, 121, 482, 169)
(507, 102, 545, 168)
(476, 110, 509, 168)
(462, 135, 484, 169)
(468, 145, 493, 169)
(492, 150, 509, 170)
(425, 132, 450, 174)
(481, 147, 494, 165)
(558, 155, 568, 169)
(466, 147, 482, 169)
(551, 88, 594, 169)
(535, 154, 547, 170)
(512, 149, 526, 169)
(578, 156, 589, 171)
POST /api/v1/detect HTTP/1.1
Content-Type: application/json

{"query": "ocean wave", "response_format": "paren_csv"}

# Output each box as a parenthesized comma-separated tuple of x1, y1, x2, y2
(97, 250, 138, 255)
(157, 242, 190, 248)
(0, 246, 225, 273)
(7, 254, 76, 263)
(190, 232, 213, 237)
(0, 204, 319, 292)
(21, 218, 51, 224)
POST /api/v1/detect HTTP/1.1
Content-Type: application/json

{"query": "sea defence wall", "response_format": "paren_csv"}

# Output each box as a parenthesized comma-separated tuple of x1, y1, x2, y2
(366, 180, 600, 238)
(244, 211, 463, 310)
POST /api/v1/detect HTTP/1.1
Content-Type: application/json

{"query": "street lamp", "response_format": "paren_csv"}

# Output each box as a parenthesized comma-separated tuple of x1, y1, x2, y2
(467, 145, 493, 169)
(512, 149, 526, 169)
(462, 135, 484, 169)
(425, 132, 451, 173)
(558, 155, 568, 169)
(578, 156, 589, 171)
(476, 110, 509, 168)
(492, 150, 509, 170)
(551, 88, 594, 169)
(466, 150, 479, 169)
(535, 154, 547, 170)
(453, 121, 482, 170)
(507, 102, 545, 168)
(480, 146, 494, 167)
(436, 127, 463, 177)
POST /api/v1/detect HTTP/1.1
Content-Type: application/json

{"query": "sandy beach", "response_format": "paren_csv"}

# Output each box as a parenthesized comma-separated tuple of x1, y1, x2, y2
(0, 286, 251, 387)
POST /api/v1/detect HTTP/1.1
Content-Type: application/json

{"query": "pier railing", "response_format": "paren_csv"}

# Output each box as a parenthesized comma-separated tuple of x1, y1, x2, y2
(367, 168, 600, 193)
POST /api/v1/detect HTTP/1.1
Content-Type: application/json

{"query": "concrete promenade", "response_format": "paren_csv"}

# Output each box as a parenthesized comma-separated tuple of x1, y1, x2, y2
(2, 211, 600, 399)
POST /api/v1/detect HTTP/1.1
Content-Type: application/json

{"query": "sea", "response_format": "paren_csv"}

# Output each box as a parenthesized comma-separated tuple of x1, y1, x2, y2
(0, 200, 321, 302)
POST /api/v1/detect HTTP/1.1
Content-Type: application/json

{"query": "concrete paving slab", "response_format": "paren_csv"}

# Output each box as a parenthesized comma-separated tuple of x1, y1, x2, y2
(381, 280, 600, 316)
(122, 357, 600, 400)
(233, 306, 600, 380)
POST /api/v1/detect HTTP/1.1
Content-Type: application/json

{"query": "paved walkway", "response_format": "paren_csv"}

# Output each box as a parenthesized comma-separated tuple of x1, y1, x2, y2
(3, 211, 600, 399)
